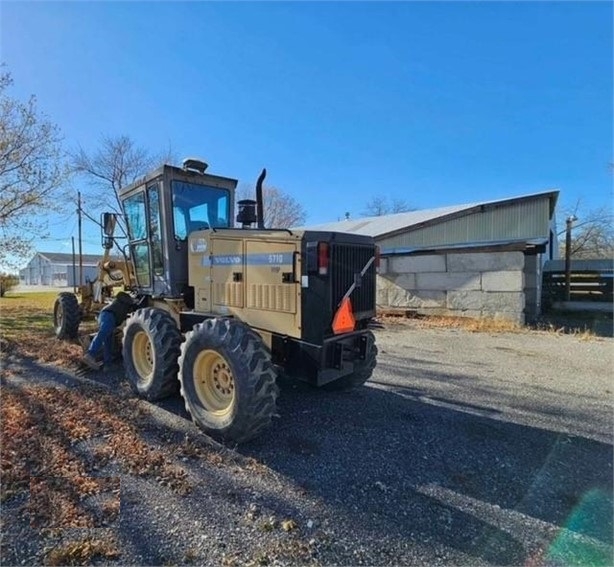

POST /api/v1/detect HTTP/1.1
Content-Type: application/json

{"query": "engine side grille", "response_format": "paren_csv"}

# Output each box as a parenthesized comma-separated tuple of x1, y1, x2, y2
(248, 283, 296, 313)
(330, 244, 376, 318)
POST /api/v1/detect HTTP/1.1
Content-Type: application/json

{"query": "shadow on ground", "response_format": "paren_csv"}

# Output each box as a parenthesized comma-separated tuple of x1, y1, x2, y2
(4, 353, 612, 566)
(238, 377, 613, 565)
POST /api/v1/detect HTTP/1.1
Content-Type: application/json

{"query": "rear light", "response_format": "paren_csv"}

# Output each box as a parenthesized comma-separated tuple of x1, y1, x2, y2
(375, 246, 380, 273)
(318, 242, 329, 275)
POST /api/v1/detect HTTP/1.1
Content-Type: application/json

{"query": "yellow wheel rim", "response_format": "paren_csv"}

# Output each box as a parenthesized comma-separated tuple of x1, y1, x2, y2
(193, 350, 235, 415)
(132, 330, 153, 381)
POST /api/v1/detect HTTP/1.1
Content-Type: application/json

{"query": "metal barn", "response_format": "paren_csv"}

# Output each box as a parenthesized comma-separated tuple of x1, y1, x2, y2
(19, 252, 102, 287)
(304, 190, 559, 324)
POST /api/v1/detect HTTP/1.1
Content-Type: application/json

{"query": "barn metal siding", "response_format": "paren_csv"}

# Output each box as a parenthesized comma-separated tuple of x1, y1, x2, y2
(379, 198, 550, 250)
(19, 253, 101, 286)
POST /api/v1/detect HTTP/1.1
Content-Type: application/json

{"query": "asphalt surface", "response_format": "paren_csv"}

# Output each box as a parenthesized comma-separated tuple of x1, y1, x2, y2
(2, 322, 613, 565)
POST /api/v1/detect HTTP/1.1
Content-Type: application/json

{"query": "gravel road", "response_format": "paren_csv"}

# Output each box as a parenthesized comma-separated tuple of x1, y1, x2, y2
(2, 322, 613, 566)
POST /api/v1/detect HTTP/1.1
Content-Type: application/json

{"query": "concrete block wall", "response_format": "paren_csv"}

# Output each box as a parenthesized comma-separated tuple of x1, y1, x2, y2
(378, 251, 528, 324)
(523, 254, 541, 322)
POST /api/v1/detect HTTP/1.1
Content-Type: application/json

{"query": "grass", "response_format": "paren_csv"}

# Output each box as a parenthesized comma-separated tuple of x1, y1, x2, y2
(0, 291, 96, 366)
(44, 537, 121, 566)
(377, 310, 602, 338)
(44, 538, 120, 565)
(378, 311, 523, 333)
(1, 291, 58, 341)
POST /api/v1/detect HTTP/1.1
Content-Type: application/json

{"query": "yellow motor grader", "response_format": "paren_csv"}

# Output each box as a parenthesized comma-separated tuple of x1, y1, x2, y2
(53, 159, 378, 443)
(53, 213, 136, 340)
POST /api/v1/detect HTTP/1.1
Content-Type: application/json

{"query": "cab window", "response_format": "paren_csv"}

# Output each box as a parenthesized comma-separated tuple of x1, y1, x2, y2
(124, 192, 147, 241)
(171, 181, 230, 240)
(123, 191, 151, 287)
(148, 184, 164, 276)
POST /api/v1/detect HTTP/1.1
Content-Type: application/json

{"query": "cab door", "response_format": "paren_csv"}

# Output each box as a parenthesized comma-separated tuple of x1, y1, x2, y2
(123, 189, 152, 291)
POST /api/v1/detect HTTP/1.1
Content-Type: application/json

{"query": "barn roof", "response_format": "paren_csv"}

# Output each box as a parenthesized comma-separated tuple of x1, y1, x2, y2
(300, 190, 559, 239)
(37, 252, 105, 265)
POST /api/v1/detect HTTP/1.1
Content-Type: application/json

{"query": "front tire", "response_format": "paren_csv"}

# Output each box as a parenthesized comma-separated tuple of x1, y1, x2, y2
(122, 308, 182, 401)
(53, 292, 81, 339)
(322, 331, 378, 391)
(178, 318, 279, 443)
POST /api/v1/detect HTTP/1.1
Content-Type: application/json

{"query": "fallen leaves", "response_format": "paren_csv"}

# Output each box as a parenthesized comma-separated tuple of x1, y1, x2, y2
(1, 382, 193, 530)
(44, 537, 120, 566)
(29, 476, 119, 528)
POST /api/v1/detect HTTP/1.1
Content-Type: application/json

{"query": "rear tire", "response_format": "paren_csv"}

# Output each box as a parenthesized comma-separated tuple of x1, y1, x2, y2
(53, 292, 81, 339)
(178, 318, 279, 443)
(122, 308, 182, 401)
(322, 331, 377, 391)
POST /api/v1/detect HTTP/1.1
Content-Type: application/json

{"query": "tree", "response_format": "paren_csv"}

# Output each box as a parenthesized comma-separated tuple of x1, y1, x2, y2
(362, 195, 414, 217)
(0, 273, 19, 297)
(559, 201, 614, 259)
(70, 135, 175, 232)
(237, 184, 306, 228)
(0, 69, 69, 268)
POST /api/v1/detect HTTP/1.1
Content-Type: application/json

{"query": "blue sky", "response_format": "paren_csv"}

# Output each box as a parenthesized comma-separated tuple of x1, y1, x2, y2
(2, 1, 612, 260)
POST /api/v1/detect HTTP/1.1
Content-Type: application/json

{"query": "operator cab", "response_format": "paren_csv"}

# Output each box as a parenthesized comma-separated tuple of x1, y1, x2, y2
(118, 159, 238, 305)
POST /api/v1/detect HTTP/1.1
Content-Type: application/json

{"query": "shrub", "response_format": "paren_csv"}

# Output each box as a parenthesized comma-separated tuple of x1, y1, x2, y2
(0, 273, 19, 297)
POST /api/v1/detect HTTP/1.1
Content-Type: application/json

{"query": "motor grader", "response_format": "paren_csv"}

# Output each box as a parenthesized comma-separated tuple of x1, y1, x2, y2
(53, 159, 378, 443)
(53, 213, 137, 341)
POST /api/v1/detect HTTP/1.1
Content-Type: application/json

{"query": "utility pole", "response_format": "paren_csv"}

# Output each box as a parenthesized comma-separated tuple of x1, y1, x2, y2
(71, 237, 77, 293)
(564, 215, 577, 301)
(78, 192, 83, 287)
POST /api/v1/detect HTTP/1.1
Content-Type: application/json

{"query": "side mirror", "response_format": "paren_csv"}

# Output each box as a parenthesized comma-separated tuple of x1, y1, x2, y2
(103, 213, 117, 237)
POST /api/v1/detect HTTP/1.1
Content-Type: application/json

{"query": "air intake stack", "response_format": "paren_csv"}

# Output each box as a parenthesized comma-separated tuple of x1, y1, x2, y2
(236, 200, 258, 228)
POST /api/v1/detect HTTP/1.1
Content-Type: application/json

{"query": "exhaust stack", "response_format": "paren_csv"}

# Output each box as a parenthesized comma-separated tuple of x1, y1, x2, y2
(256, 168, 266, 229)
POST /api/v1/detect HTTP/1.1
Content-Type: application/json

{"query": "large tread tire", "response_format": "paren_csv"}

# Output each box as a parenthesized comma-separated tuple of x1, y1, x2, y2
(122, 308, 182, 401)
(322, 331, 378, 391)
(178, 318, 279, 444)
(53, 292, 81, 339)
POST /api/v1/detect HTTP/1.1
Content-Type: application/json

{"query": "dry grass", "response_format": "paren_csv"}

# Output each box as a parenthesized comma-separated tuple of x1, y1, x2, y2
(44, 537, 121, 566)
(378, 311, 523, 333)
(0, 291, 95, 367)
(377, 310, 600, 338)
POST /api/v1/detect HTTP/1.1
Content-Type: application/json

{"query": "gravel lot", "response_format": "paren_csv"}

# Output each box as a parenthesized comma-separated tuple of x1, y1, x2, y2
(2, 322, 613, 566)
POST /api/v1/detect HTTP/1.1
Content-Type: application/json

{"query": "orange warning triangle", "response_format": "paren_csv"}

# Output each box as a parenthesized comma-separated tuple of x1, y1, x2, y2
(332, 297, 356, 335)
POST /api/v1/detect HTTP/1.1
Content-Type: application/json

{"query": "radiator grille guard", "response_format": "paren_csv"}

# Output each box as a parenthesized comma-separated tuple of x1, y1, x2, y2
(330, 243, 376, 319)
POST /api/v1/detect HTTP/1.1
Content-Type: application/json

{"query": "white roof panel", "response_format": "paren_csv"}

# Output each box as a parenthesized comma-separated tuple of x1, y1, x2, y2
(298, 190, 558, 238)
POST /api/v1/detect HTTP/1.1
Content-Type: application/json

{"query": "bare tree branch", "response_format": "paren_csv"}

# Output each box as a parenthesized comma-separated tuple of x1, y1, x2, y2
(559, 200, 614, 259)
(70, 135, 177, 233)
(362, 195, 414, 217)
(0, 68, 70, 268)
(237, 184, 306, 228)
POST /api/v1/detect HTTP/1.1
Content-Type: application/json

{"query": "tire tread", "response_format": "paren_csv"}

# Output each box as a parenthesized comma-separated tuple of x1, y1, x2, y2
(122, 308, 182, 401)
(178, 318, 279, 443)
(54, 292, 81, 339)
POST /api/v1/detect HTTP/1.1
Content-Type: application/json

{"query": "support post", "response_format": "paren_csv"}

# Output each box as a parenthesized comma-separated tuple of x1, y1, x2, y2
(78, 192, 83, 287)
(564, 215, 576, 301)
(71, 237, 77, 294)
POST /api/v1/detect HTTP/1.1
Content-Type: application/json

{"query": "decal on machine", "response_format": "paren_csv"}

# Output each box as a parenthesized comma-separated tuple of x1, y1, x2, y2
(202, 252, 294, 267)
